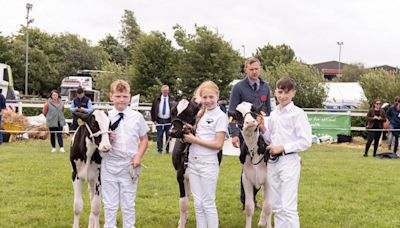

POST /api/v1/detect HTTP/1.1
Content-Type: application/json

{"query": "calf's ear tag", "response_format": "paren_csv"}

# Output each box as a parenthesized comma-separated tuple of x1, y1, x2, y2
(260, 111, 266, 117)
(229, 116, 233, 123)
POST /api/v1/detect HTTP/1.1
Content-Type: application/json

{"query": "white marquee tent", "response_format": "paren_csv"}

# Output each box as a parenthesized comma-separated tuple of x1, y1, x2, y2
(324, 82, 367, 108)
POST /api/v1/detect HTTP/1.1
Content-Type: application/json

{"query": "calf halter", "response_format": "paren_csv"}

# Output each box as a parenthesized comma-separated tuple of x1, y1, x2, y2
(84, 122, 109, 142)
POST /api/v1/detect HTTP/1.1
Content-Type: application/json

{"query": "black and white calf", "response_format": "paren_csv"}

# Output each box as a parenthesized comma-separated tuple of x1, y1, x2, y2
(70, 110, 111, 228)
(229, 102, 272, 228)
(169, 98, 223, 228)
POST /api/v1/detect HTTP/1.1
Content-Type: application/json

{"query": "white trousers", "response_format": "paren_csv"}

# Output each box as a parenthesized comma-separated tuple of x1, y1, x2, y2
(101, 163, 140, 228)
(188, 154, 219, 228)
(267, 154, 301, 228)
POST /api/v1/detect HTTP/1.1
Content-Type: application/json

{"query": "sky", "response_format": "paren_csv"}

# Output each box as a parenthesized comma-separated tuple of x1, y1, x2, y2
(1, 0, 400, 67)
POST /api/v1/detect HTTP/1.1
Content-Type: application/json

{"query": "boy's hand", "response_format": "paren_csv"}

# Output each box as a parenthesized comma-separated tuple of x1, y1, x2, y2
(109, 132, 116, 143)
(257, 116, 266, 133)
(268, 145, 285, 155)
(131, 156, 141, 167)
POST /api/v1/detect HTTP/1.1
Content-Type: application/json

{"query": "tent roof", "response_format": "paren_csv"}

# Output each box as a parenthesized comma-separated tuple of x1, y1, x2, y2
(324, 82, 367, 107)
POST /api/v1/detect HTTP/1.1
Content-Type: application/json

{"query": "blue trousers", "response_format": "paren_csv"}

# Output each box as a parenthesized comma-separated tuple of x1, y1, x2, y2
(156, 118, 171, 153)
(49, 127, 63, 148)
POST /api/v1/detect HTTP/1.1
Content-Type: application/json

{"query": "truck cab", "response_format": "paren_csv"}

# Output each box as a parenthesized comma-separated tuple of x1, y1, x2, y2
(59, 76, 99, 102)
(0, 63, 18, 100)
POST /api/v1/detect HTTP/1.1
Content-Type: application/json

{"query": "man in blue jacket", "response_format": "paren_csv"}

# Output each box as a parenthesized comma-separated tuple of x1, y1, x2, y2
(70, 87, 93, 130)
(229, 57, 272, 210)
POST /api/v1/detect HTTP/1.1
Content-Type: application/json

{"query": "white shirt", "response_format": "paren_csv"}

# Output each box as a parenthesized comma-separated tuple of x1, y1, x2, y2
(262, 102, 312, 153)
(189, 107, 229, 157)
(101, 107, 149, 173)
(158, 95, 170, 119)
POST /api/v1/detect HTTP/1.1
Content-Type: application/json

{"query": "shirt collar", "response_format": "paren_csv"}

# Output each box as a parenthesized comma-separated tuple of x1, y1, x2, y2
(278, 101, 294, 113)
(247, 77, 260, 86)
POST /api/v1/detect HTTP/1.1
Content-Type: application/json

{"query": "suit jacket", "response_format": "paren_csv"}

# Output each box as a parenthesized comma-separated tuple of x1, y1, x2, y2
(151, 95, 175, 122)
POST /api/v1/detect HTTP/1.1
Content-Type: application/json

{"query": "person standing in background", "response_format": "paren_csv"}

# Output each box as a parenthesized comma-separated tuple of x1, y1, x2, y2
(151, 85, 175, 154)
(364, 99, 386, 157)
(69, 87, 93, 130)
(43, 89, 66, 152)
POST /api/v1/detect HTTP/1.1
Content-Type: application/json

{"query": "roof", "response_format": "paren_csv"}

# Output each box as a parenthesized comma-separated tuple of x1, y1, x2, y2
(370, 65, 400, 72)
(313, 61, 348, 71)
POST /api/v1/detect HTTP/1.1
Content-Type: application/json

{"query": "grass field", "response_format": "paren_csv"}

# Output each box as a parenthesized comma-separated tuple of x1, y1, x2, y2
(1, 139, 399, 228)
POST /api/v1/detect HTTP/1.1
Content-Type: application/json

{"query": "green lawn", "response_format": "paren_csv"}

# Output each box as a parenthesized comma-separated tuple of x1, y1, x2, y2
(0, 140, 399, 227)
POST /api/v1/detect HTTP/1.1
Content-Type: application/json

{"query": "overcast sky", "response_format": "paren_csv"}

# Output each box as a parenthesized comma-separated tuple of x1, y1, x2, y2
(1, 0, 400, 67)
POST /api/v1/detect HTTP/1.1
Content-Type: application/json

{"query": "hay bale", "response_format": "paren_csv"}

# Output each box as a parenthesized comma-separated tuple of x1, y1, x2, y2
(352, 136, 366, 145)
(27, 124, 49, 140)
(2, 110, 29, 129)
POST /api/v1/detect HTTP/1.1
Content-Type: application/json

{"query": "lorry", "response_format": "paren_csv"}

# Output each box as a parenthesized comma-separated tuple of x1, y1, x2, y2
(59, 70, 101, 102)
(0, 63, 18, 100)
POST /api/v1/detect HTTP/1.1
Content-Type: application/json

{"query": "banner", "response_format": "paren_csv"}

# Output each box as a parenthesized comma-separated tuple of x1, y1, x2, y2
(307, 113, 351, 140)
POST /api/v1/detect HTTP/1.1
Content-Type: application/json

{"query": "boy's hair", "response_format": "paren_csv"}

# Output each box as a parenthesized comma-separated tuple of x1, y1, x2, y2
(197, 80, 220, 97)
(110, 80, 130, 94)
(276, 76, 296, 91)
(244, 57, 261, 69)
(77, 87, 84, 94)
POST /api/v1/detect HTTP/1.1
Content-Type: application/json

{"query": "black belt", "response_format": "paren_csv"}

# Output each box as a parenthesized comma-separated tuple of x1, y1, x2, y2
(276, 152, 296, 157)
(157, 117, 171, 120)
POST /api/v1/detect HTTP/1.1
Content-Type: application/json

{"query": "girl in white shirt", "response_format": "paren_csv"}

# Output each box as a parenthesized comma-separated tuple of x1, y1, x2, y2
(184, 81, 229, 228)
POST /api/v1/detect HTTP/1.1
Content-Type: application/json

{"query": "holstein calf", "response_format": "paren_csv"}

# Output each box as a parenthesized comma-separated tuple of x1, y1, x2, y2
(229, 102, 272, 228)
(70, 110, 111, 228)
(169, 98, 222, 228)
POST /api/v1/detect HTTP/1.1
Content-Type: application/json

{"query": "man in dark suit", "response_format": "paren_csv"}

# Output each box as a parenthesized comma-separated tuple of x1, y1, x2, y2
(151, 85, 175, 154)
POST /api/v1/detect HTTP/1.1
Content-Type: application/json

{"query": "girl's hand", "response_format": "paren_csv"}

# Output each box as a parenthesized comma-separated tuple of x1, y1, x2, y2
(183, 133, 197, 144)
(109, 132, 116, 143)
(131, 156, 141, 167)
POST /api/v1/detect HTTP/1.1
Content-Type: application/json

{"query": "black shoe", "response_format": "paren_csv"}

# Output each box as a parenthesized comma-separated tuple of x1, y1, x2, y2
(158, 151, 162, 154)
(363, 154, 368, 157)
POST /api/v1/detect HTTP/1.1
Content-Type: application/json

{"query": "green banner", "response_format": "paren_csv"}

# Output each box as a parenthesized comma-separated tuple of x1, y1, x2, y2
(307, 113, 351, 140)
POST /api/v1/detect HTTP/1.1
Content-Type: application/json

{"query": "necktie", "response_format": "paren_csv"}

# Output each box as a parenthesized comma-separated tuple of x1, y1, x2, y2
(110, 113, 124, 130)
(162, 97, 167, 115)
(253, 83, 257, 91)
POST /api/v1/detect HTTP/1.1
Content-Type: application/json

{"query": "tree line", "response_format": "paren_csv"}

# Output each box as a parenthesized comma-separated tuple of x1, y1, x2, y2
(1, 10, 396, 107)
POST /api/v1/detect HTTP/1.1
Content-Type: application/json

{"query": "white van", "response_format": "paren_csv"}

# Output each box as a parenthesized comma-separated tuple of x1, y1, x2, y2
(0, 63, 18, 100)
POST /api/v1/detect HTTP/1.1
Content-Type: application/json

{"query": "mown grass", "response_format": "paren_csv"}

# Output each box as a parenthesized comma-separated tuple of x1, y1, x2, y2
(1, 140, 400, 227)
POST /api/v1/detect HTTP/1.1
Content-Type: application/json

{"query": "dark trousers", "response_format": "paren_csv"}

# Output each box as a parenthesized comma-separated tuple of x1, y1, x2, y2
(239, 134, 259, 204)
(393, 131, 399, 153)
(156, 118, 171, 153)
(365, 130, 382, 156)
(49, 127, 63, 148)
(71, 121, 78, 131)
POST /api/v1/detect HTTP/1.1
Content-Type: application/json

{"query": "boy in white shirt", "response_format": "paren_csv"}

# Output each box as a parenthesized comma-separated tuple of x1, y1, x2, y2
(101, 80, 149, 228)
(259, 76, 312, 228)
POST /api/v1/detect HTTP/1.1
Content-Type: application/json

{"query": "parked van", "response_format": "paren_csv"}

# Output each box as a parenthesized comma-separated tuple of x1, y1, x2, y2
(0, 63, 18, 100)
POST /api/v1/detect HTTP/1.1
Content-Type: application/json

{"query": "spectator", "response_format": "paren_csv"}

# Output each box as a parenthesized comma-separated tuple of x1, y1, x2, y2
(150, 85, 175, 154)
(218, 96, 228, 113)
(0, 89, 6, 144)
(42, 89, 66, 153)
(228, 57, 272, 210)
(364, 99, 386, 157)
(69, 87, 93, 130)
(387, 97, 400, 155)
(386, 96, 400, 150)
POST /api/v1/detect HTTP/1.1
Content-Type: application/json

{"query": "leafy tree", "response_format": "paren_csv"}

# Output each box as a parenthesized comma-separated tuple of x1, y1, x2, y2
(173, 25, 242, 98)
(266, 61, 327, 108)
(97, 62, 132, 101)
(340, 63, 368, 82)
(130, 31, 177, 102)
(255, 44, 295, 71)
(120, 10, 141, 50)
(98, 34, 127, 65)
(359, 70, 400, 103)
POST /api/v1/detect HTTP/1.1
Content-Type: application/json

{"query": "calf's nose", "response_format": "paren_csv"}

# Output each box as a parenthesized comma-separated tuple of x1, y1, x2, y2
(99, 144, 112, 152)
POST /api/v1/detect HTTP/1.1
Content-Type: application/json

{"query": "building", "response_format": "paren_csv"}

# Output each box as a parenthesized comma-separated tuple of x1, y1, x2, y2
(313, 61, 348, 80)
